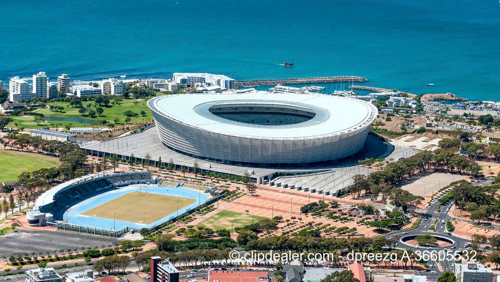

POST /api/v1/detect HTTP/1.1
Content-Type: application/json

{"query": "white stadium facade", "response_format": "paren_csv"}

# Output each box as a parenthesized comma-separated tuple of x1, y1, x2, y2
(148, 93, 378, 166)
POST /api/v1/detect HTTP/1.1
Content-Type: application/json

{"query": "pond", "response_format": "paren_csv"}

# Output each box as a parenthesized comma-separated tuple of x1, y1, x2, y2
(44, 116, 102, 124)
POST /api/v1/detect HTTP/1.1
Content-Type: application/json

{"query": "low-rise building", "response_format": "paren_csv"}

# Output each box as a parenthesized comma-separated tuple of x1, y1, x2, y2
(0, 101, 28, 114)
(349, 263, 367, 282)
(173, 73, 234, 90)
(283, 264, 304, 282)
(26, 267, 63, 282)
(65, 270, 94, 282)
(145, 79, 179, 92)
(72, 85, 102, 97)
(455, 262, 493, 282)
(30, 128, 77, 142)
(386, 97, 418, 108)
(302, 267, 345, 282)
(70, 127, 110, 135)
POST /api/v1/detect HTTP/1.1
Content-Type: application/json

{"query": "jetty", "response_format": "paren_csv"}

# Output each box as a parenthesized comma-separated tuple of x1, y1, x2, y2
(235, 76, 367, 88)
(349, 85, 416, 97)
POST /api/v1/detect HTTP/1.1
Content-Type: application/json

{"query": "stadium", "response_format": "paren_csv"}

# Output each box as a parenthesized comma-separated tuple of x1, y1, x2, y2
(148, 93, 378, 166)
(27, 171, 210, 233)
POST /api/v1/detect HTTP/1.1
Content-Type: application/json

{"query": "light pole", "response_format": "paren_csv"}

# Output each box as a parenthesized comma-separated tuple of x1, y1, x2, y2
(113, 212, 116, 231)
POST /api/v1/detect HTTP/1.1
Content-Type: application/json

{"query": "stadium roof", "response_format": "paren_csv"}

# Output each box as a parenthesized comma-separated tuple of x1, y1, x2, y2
(151, 93, 377, 139)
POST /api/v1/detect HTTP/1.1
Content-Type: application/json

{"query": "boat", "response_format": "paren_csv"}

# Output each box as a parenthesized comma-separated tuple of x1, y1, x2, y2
(427, 83, 435, 86)
(120, 75, 127, 78)
(283, 62, 294, 67)
(332, 90, 357, 96)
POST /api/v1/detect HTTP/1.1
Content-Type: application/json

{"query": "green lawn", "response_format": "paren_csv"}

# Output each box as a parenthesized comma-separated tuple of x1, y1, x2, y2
(9, 97, 156, 129)
(0, 151, 61, 182)
(197, 210, 267, 231)
(82, 192, 195, 224)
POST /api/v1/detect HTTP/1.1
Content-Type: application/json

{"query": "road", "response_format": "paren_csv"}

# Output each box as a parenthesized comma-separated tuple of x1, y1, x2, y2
(386, 192, 471, 280)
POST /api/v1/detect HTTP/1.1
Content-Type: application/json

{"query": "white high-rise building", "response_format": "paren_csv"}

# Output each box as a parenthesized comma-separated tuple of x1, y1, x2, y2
(9, 76, 32, 102)
(57, 74, 70, 94)
(33, 72, 49, 98)
(101, 78, 125, 95)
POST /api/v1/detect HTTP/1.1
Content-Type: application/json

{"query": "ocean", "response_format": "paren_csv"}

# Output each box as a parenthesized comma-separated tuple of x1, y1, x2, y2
(0, 0, 499, 100)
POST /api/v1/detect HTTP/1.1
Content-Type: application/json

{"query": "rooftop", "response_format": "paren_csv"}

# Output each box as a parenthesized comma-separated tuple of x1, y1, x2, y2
(150, 93, 377, 139)
(208, 270, 269, 282)
(31, 128, 76, 138)
(26, 267, 62, 281)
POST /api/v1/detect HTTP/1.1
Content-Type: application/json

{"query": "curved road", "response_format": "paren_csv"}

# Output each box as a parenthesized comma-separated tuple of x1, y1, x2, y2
(385, 194, 470, 280)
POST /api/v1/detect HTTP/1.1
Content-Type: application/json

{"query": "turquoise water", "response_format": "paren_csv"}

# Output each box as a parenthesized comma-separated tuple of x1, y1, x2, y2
(1, 0, 499, 100)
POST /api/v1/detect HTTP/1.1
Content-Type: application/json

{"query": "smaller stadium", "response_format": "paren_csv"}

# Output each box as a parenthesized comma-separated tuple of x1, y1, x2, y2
(27, 171, 210, 232)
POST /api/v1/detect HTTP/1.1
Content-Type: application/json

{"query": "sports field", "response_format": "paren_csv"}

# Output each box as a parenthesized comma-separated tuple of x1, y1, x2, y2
(197, 210, 266, 231)
(0, 151, 60, 182)
(82, 192, 195, 224)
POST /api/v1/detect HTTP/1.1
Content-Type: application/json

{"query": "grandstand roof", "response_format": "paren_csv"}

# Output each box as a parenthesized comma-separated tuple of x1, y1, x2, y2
(151, 93, 377, 139)
(34, 171, 113, 209)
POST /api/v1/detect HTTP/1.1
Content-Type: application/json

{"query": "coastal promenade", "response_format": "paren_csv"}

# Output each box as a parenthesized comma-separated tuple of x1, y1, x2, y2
(235, 76, 367, 87)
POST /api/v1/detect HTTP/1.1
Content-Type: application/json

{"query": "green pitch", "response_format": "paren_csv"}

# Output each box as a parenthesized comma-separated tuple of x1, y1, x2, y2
(0, 151, 60, 182)
(197, 210, 266, 231)
(82, 192, 196, 224)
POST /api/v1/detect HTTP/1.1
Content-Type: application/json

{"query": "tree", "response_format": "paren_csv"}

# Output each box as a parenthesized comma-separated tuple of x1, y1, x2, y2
(489, 235, 500, 250)
(2, 198, 9, 218)
(437, 272, 457, 282)
(96, 107, 104, 116)
(124, 110, 138, 117)
(114, 97, 123, 105)
(237, 230, 258, 246)
(438, 139, 461, 151)
(0, 117, 12, 130)
(0, 89, 9, 104)
(144, 153, 151, 168)
(78, 108, 86, 115)
(243, 171, 256, 196)
(193, 161, 199, 178)
(321, 270, 359, 282)
(479, 114, 494, 125)
(487, 251, 500, 269)
(415, 126, 426, 134)
(470, 205, 489, 223)
(9, 194, 15, 215)
(87, 109, 96, 118)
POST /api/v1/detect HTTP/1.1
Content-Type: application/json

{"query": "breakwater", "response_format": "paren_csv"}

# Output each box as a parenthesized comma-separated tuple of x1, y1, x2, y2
(349, 85, 415, 97)
(235, 76, 368, 88)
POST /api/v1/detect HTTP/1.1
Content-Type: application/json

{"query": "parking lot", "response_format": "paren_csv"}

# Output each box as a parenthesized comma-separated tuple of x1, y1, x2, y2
(0, 229, 119, 257)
